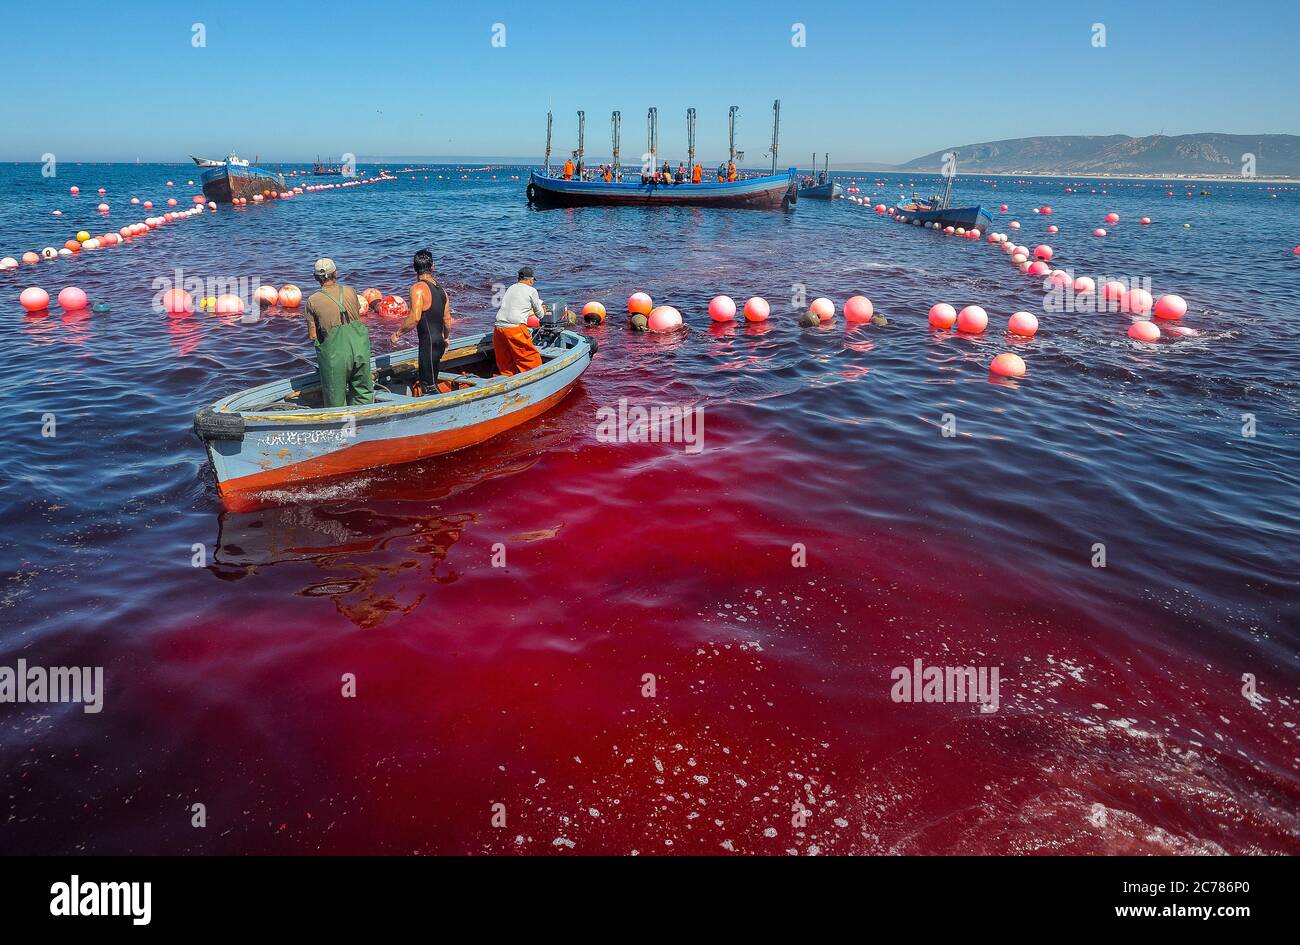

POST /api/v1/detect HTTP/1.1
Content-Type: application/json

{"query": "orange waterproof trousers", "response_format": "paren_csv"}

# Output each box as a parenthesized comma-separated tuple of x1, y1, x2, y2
(493, 325, 543, 376)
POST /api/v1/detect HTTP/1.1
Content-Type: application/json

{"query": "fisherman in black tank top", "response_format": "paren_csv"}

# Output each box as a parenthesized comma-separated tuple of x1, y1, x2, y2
(391, 249, 452, 396)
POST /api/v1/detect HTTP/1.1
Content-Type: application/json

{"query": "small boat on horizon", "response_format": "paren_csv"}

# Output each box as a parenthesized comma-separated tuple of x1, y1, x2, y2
(193, 326, 596, 511)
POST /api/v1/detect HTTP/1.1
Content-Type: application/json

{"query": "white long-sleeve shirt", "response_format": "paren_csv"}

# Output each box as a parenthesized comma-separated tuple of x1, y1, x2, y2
(495, 282, 544, 328)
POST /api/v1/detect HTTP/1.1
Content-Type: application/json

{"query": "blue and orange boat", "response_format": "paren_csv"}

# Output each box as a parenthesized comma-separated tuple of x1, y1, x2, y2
(527, 168, 799, 209)
(194, 326, 595, 511)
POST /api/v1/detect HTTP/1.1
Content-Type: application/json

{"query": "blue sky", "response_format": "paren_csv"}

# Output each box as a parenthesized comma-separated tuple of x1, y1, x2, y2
(2, 0, 1296, 164)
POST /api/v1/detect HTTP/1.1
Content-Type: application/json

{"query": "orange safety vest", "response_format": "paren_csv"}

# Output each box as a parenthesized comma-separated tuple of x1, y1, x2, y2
(604, 168, 612, 182)
(692, 164, 702, 183)
(563, 160, 574, 180)
(727, 163, 737, 182)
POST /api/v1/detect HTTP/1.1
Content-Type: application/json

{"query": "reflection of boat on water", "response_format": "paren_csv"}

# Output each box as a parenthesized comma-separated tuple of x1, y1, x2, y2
(194, 325, 596, 512)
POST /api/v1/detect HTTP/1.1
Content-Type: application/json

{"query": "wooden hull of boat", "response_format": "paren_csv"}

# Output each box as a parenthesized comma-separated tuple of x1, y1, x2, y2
(526, 170, 798, 209)
(201, 164, 289, 203)
(195, 329, 594, 511)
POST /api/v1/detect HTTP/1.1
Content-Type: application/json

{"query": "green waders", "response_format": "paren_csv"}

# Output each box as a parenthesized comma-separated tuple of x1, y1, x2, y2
(314, 291, 375, 408)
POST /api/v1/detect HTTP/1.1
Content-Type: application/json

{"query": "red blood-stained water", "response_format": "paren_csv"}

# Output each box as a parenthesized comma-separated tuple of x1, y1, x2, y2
(1, 166, 1297, 854)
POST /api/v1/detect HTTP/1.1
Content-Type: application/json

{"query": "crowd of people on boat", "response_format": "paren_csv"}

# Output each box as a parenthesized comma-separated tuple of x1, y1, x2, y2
(559, 156, 741, 185)
(303, 254, 546, 408)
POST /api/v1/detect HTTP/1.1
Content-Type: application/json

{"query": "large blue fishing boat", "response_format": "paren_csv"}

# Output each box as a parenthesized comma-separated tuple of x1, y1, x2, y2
(527, 169, 798, 209)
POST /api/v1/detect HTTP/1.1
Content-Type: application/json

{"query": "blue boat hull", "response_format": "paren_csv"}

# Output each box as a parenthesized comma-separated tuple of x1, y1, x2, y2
(194, 329, 595, 510)
(894, 204, 993, 231)
(527, 170, 798, 209)
(799, 181, 842, 199)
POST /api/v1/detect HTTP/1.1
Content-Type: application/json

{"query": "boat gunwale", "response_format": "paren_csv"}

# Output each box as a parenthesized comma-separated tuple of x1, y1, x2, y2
(211, 330, 591, 425)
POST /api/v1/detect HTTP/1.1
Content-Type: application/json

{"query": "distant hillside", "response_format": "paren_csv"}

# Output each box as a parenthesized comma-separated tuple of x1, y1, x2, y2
(896, 134, 1300, 177)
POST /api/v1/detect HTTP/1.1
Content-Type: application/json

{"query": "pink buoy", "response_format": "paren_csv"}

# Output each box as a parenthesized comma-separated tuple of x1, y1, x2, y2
(809, 297, 835, 320)
(278, 285, 303, 308)
(1153, 294, 1187, 320)
(1093, 228, 1107, 237)
(1140, 217, 1151, 225)
(1101, 281, 1127, 302)
(927, 303, 956, 329)
(1008, 311, 1038, 337)
(1009, 221, 1020, 229)
(214, 294, 244, 316)
(192, 195, 205, 204)
(143, 201, 153, 209)
(1027, 261, 1050, 276)
(167, 197, 178, 207)
(130, 197, 140, 204)
(255, 286, 279, 308)
(647, 305, 683, 332)
(57, 286, 88, 311)
(843, 295, 873, 322)
(527, 314, 540, 328)
(1047, 225, 1058, 234)
(97, 203, 109, 213)
(1073, 276, 1095, 294)
(999, 204, 1008, 212)
(627, 292, 653, 315)
(990, 352, 1026, 377)
(1033, 245, 1053, 260)
(1105, 212, 1120, 224)
(1164, 324, 1199, 338)
(743, 296, 771, 322)
(22, 251, 39, 265)
(708, 295, 736, 321)
(20, 287, 50, 312)
(1122, 288, 1154, 315)
(1128, 320, 1160, 342)
(98, 187, 106, 195)
(956, 305, 988, 333)
(161, 288, 193, 315)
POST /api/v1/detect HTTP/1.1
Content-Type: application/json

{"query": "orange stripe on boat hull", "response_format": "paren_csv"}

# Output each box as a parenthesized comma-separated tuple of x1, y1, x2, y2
(217, 383, 575, 512)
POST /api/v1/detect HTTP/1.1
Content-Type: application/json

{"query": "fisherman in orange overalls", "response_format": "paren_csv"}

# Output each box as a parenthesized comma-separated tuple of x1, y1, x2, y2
(493, 266, 544, 376)
(727, 161, 737, 182)
(692, 163, 702, 184)
(563, 158, 575, 180)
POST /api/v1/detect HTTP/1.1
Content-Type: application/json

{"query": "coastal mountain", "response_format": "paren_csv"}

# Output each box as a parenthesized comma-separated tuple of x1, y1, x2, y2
(893, 134, 1300, 177)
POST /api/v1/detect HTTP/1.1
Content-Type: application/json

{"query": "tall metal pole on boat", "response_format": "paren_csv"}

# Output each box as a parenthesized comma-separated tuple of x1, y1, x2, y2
(687, 108, 696, 174)
(544, 111, 552, 176)
(576, 110, 585, 177)
(611, 111, 621, 180)
(647, 107, 657, 171)
(728, 105, 738, 165)
(771, 99, 780, 175)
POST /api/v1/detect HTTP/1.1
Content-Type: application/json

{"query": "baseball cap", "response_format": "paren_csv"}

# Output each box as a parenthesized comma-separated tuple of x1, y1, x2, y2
(314, 258, 337, 278)
(518, 265, 535, 280)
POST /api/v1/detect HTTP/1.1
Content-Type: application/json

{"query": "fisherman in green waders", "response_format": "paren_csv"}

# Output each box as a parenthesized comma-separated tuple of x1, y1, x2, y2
(305, 258, 374, 407)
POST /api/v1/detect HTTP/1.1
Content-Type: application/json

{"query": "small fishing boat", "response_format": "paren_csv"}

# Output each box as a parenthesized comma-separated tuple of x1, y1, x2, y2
(527, 168, 798, 209)
(893, 167, 991, 232)
(798, 153, 842, 199)
(193, 326, 596, 511)
(199, 152, 288, 203)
